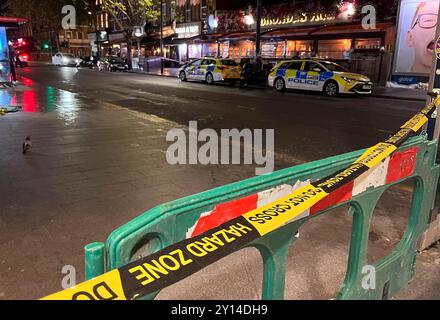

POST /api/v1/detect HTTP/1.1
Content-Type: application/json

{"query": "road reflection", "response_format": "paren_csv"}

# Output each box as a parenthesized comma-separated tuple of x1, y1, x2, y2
(1, 78, 81, 125)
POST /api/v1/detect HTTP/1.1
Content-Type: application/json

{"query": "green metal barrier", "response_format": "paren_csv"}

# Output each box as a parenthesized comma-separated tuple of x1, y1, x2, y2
(84, 134, 439, 300)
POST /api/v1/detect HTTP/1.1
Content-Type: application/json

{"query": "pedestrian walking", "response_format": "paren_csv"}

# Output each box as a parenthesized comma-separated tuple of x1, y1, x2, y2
(9, 50, 16, 83)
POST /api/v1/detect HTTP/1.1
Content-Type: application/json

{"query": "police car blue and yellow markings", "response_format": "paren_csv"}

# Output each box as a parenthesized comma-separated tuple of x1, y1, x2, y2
(276, 67, 287, 77)
(41, 99, 438, 300)
(180, 58, 241, 83)
(270, 59, 372, 94)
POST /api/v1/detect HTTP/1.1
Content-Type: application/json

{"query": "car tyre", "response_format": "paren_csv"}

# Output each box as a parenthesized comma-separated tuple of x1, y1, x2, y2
(179, 71, 187, 81)
(206, 72, 214, 85)
(274, 77, 285, 92)
(324, 80, 339, 97)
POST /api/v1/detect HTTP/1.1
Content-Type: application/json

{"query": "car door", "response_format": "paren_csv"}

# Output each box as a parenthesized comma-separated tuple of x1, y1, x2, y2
(285, 61, 305, 89)
(197, 59, 211, 81)
(187, 59, 201, 81)
(53, 53, 61, 65)
(302, 62, 323, 91)
(60, 54, 66, 65)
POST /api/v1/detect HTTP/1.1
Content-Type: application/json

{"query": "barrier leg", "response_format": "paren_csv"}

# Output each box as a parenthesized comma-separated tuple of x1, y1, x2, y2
(256, 223, 300, 300)
(85, 242, 105, 281)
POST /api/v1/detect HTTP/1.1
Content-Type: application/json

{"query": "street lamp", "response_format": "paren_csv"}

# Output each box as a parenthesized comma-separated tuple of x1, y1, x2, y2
(133, 26, 144, 68)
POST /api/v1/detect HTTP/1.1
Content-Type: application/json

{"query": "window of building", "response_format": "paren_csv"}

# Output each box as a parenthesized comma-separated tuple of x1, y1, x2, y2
(317, 39, 352, 60)
(189, 44, 202, 59)
(286, 40, 312, 58)
(261, 41, 286, 59)
(219, 41, 229, 58)
(201, 0, 208, 18)
(153, 5, 159, 27)
(202, 43, 217, 57)
(355, 38, 381, 50)
(78, 32, 83, 40)
(207, 0, 214, 14)
(192, 3, 200, 21)
(228, 41, 255, 59)
(185, 2, 192, 22)
(66, 31, 72, 39)
(162, 1, 167, 25)
(98, 13, 109, 29)
(171, 0, 176, 21)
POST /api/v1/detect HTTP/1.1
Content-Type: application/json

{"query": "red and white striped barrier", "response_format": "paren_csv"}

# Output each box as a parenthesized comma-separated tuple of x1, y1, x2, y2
(187, 147, 418, 238)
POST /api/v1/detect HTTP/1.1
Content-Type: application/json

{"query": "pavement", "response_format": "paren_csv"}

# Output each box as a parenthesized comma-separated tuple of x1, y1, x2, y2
(129, 67, 179, 78)
(372, 86, 428, 102)
(0, 64, 439, 300)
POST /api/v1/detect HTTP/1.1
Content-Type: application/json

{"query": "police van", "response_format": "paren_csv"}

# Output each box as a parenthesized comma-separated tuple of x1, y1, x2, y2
(268, 59, 373, 96)
(179, 58, 241, 84)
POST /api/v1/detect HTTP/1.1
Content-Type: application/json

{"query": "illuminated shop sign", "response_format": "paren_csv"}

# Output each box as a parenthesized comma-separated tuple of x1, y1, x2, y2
(175, 22, 201, 39)
(216, 2, 356, 33)
(261, 13, 337, 28)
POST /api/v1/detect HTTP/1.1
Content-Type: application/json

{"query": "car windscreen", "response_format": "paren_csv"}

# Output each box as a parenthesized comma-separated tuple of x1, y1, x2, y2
(320, 61, 348, 72)
(64, 54, 75, 58)
(221, 60, 237, 66)
(110, 58, 125, 64)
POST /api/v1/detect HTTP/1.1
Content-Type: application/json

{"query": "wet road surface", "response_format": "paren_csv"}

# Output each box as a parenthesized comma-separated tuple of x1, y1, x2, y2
(16, 64, 425, 166)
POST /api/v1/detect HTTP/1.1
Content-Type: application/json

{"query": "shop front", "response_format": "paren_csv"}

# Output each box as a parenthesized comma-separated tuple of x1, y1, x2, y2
(208, 2, 396, 82)
(167, 22, 203, 62)
(258, 22, 394, 82)
(217, 32, 256, 60)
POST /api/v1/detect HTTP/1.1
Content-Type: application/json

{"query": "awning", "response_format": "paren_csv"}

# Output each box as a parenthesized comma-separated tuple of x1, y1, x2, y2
(260, 21, 393, 41)
(166, 33, 223, 45)
(261, 26, 320, 40)
(192, 33, 223, 43)
(310, 22, 393, 36)
(217, 31, 256, 42)
(0, 16, 27, 28)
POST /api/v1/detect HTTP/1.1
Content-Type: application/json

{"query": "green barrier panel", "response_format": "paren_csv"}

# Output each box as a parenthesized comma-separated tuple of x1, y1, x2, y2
(84, 134, 439, 300)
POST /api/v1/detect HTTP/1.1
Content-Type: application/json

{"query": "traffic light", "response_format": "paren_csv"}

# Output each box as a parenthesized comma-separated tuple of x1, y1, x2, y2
(42, 42, 49, 50)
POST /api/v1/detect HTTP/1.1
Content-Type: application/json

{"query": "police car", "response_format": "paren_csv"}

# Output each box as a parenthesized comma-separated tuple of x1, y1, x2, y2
(179, 57, 241, 84)
(268, 59, 373, 96)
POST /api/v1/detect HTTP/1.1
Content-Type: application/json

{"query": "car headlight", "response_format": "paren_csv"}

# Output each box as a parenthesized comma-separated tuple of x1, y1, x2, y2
(341, 76, 357, 83)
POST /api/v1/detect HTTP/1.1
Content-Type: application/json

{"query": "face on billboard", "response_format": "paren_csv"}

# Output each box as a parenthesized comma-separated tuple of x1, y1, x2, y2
(395, 0, 440, 74)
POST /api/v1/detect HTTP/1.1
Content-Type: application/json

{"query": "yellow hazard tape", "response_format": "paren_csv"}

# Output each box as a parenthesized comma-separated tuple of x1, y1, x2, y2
(243, 185, 328, 236)
(40, 96, 440, 300)
(42, 270, 126, 300)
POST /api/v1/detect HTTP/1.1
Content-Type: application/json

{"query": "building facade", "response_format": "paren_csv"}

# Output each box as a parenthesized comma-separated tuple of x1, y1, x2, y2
(164, 0, 397, 83)
(89, 0, 396, 82)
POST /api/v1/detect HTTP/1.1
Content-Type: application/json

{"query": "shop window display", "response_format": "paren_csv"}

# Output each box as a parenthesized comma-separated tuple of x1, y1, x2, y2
(318, 39, 351, 60)
(286, 40, 313, 58)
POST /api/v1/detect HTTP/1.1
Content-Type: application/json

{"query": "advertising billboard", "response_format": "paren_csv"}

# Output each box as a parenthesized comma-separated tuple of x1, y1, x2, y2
(395, 0, 440, 75)
(0, 27, 10, 82)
